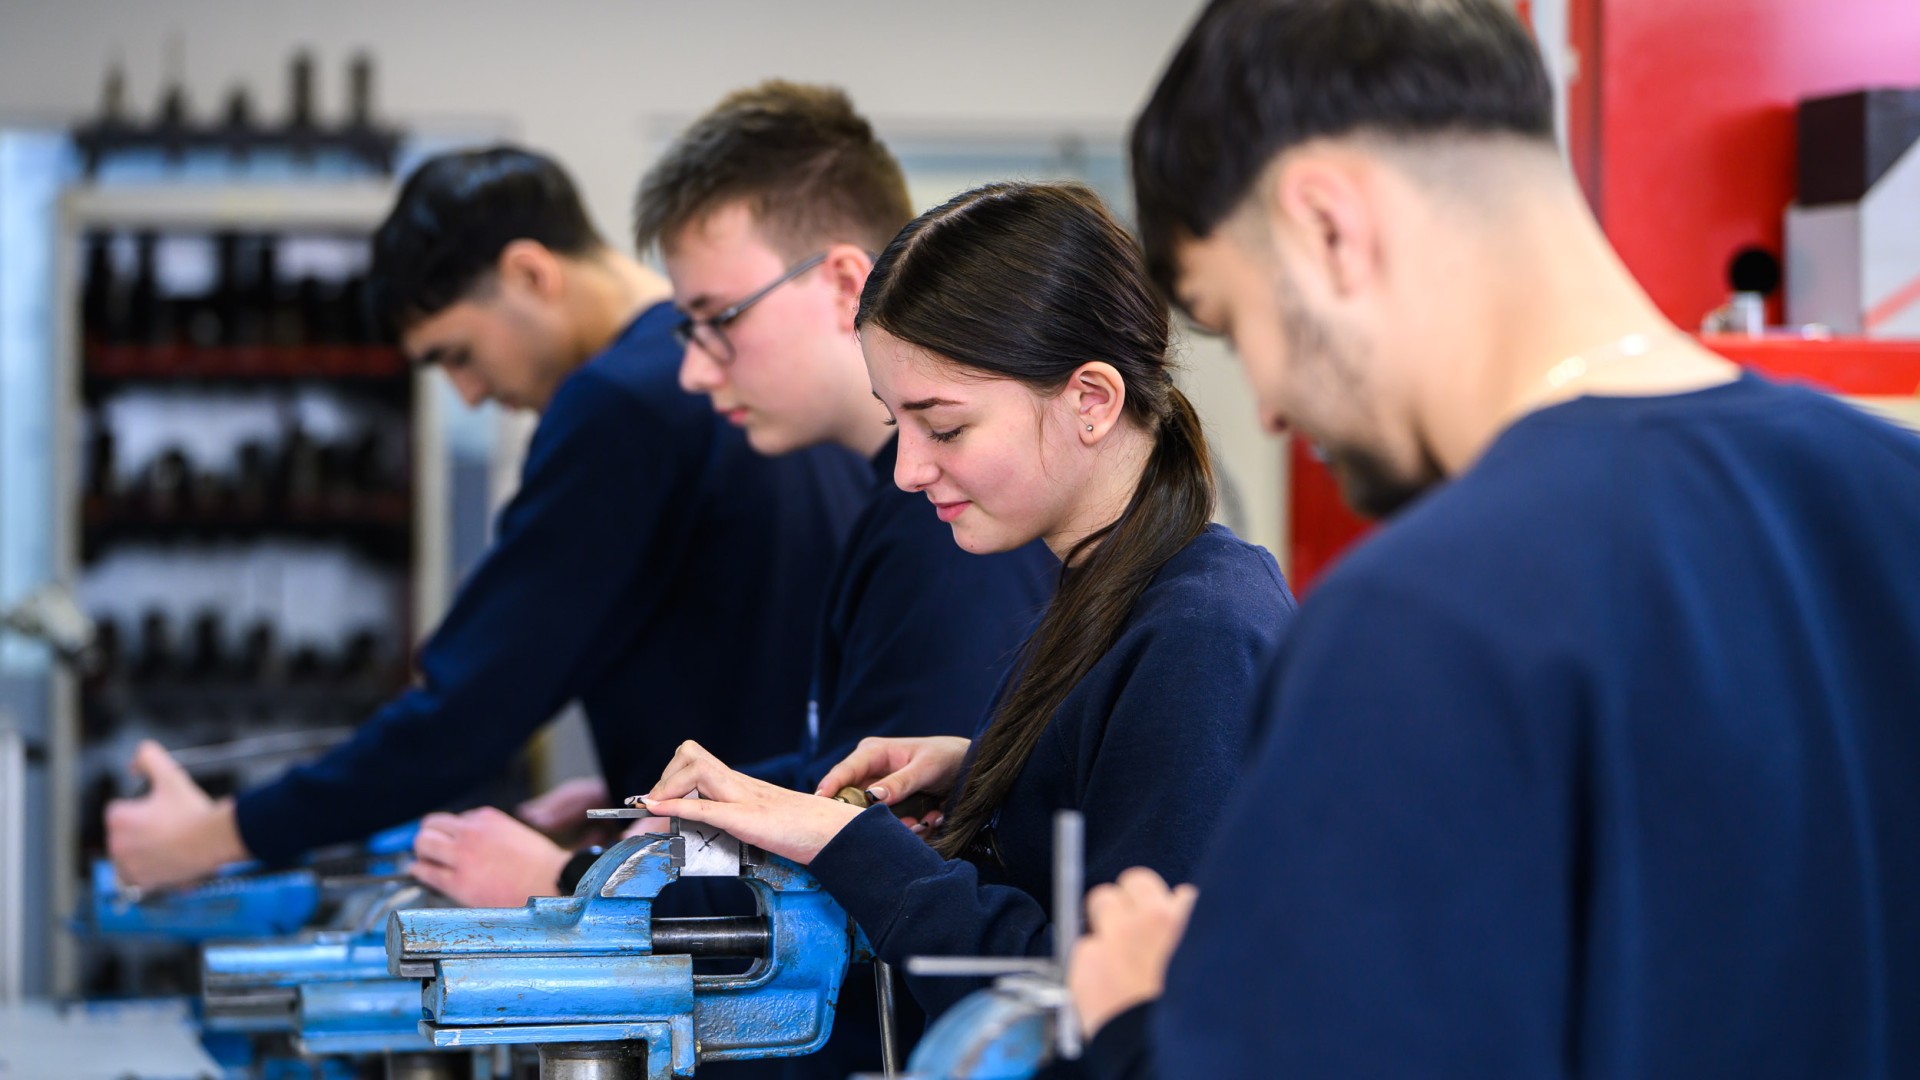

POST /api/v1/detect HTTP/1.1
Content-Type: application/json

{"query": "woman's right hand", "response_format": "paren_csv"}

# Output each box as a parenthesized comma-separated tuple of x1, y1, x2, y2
(814, 736, 971, 827)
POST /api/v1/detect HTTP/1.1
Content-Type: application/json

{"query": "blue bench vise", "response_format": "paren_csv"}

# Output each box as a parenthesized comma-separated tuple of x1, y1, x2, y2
(88, 821, 420, 942)
(386, 819, 867, 1079)
(201, 879, 440, 1056)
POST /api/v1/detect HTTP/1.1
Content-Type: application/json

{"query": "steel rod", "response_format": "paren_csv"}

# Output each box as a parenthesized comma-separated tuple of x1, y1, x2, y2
(649, 916, 768, 959)
(875, 959, 901, 1076)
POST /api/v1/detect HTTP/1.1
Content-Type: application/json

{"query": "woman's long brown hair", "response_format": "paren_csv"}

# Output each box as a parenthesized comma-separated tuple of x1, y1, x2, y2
(856, 181, 1215, 860)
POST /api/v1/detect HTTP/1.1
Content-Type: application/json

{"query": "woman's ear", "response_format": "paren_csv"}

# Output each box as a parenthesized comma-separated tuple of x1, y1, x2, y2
(1067, 361, 1128, 443)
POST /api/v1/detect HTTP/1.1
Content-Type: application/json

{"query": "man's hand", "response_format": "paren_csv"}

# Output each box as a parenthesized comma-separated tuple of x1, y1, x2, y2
(105, 740, 249, 890)
(516, 775, 610, 838)
(1069, 867, 1199, 1039)
(411, 806, 573, 907)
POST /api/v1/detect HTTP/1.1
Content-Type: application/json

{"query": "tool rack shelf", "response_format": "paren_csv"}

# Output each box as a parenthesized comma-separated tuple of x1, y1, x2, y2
(48, 182, 449, 998)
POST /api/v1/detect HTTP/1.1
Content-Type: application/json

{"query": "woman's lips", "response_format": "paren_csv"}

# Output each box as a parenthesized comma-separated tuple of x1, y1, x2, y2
(933, 500, 970, 523)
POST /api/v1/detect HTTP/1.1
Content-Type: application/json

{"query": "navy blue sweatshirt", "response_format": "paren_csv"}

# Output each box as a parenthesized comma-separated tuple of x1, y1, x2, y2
(1100, 375, 1920, 1078)
(809, 523, 1297, 1023)
(745, 435, 1056, 791)
(660, 435, 1055, 1080)
(235, 302, 869, 862)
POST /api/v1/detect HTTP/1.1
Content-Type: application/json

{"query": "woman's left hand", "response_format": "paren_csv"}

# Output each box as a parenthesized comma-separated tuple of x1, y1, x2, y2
(638, 741, 865, 865)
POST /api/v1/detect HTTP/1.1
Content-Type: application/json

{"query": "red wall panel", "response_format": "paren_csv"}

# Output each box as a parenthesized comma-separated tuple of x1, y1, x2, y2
(1700, 335, 1920, 395)
(1286, 441, 1372, 595)
(1585, 0, 1920, 327)
(1284, 336, 1920, 594)
(1285, 2, 1920, 592)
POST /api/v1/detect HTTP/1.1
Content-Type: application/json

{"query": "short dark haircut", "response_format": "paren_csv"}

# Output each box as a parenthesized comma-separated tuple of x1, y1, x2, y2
(1132, 0, 1555, 301)
(366, 146, 604, 336)
(633, 80, 914, 260)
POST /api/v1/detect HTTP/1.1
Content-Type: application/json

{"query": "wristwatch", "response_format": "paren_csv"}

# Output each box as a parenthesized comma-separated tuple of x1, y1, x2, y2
(556, 845, 605, 894)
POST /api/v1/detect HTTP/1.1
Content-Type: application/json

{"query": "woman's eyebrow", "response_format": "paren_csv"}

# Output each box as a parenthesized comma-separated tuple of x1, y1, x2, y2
(900, 397, 963, 411)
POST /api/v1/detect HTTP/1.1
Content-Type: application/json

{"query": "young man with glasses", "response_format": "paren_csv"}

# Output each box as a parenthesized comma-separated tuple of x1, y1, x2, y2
(105, 146, 869, 891)
(644, 81, 1053, 801)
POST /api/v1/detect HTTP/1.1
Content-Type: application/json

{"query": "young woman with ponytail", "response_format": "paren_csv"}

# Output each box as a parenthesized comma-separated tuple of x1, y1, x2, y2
(638, 181, 1297, 1024)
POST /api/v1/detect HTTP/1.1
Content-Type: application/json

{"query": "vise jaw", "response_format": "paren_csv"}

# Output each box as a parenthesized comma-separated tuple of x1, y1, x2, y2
(89, 819, 421, 942)
(200, 879, 442, 1055)
(386, 822, 868, 1079)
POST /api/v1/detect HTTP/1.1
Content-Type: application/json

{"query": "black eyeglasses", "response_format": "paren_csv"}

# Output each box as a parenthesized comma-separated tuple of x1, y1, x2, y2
(672, 253, 828, 364)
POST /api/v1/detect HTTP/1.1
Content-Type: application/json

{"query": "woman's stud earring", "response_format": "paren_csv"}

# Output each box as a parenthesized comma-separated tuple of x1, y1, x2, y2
(1085, 423, 1094, 432)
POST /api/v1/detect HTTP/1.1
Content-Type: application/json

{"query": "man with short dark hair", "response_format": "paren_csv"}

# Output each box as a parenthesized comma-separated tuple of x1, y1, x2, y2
(105, 146, 868, 890)
(1070, 0, 1920, 1076)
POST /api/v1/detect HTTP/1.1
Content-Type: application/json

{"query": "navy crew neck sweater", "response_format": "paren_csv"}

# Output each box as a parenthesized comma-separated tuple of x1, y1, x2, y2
(809, 523, 1297, 1023)
(1097, 375, 1920, 1078)
(235, 301, 869, 861)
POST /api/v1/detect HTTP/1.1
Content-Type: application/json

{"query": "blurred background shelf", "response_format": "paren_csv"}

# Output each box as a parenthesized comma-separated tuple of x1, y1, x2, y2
(85, 343, 407, 381)
(46, 177, 449, 1001)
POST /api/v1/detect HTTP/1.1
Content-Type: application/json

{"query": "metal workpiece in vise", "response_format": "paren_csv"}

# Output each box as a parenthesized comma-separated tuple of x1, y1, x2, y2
(201, 878, 448, 1057)
(87, 819, 421, 942)
(385, 812, 870, 1080)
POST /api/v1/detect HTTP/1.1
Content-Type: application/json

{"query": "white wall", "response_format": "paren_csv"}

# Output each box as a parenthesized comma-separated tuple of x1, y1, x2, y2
(0, 0, 1204, 245)
(0, 0, 1289, 558)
